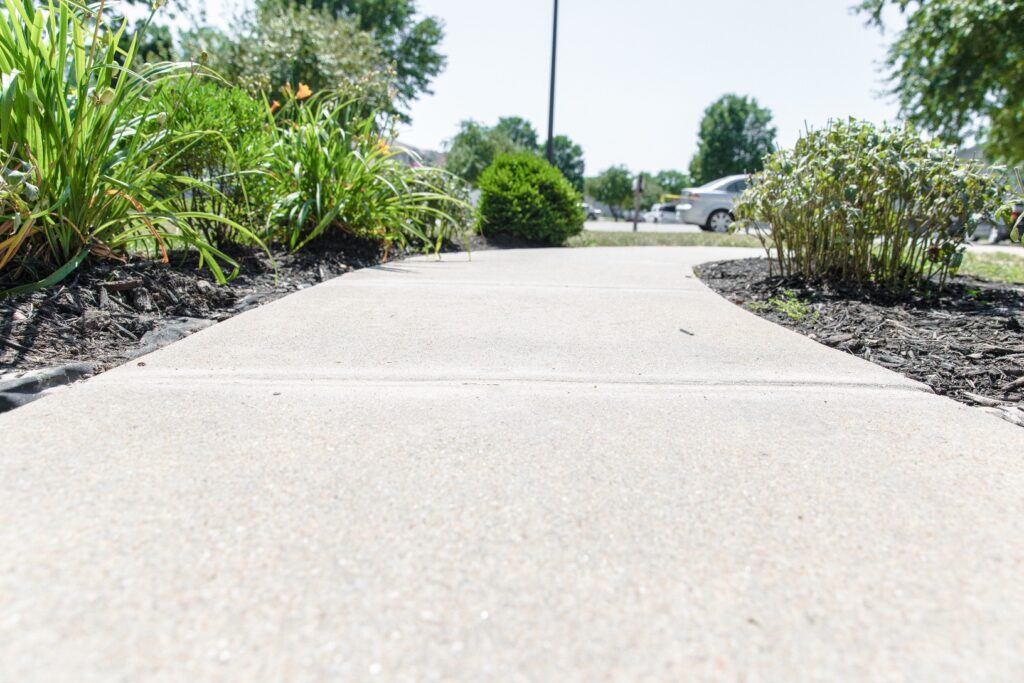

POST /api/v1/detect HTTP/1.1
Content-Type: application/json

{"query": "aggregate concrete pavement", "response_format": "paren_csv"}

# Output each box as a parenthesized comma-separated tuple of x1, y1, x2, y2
(2, 247, 1024, 681)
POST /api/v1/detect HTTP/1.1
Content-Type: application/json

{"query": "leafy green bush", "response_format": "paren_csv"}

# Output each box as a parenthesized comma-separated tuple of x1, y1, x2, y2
(0, 1, 248, 294)
(263, 91, 468, 254)
(476, 153, 585, 244)
(735, 119, 1003, 289)
(405, 166, 476, 250)
(146, 79, 275, 247)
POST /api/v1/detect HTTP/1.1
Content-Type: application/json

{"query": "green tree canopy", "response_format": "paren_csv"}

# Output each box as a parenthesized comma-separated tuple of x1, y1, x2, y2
(181, 3, 389, 109)
(444, 121, 519, 184)
(303, 0, 446, 113)
(653, 170, 692, 195)
(857, 0, 1024, 165)
(445, 118, 585, 188)
(494, 117, 540, 150)
(688, 94, 776, 184)
(586, 166, 634, 218)
(550, 135, 585, 192)
(135, 0, 444, 119)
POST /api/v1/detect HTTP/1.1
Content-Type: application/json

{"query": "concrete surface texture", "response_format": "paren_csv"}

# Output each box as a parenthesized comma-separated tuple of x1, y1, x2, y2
(2, 246, 1023, 682)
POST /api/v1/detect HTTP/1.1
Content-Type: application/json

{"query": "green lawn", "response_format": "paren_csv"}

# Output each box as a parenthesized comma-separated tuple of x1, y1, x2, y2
(568, 230, 763, 248)
(960, 250, 1024, 284)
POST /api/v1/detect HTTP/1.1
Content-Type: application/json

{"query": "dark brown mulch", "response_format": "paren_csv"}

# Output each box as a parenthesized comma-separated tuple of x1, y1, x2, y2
(1, 234, 392, 378)
(697, 258, 1024, 423)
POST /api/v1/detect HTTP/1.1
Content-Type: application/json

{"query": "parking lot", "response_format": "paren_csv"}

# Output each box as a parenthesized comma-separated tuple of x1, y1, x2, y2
(584, 220, 705, 233)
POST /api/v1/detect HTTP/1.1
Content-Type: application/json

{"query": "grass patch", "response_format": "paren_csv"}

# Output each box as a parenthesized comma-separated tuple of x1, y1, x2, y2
(960, 251, 1024, 284)
(567, 230, 762, 248)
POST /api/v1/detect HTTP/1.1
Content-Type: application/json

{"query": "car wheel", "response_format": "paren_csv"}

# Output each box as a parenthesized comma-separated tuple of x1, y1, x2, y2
(706, 210, 733, 233)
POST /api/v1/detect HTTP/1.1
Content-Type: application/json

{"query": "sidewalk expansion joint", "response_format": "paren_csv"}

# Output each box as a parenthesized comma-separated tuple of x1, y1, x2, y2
(99, 370, 933, 395)
(337, 279, 707, 294)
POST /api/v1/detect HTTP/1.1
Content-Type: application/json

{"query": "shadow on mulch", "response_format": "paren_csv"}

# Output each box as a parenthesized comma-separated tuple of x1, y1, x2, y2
(697, 258, 1024, 425)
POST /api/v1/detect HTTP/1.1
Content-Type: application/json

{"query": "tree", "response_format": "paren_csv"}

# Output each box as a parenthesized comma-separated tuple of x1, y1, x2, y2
(181, 3, 388, 109)
(858, 0, 1024, 165)
(302, 0, 446, 115)
(550, 135, 585, 192)
(445, 118, 586, 188)
(586, 166, 633, 219)
(688, 94, 776, 184)
(653, 170, 692, 195)
(132, 0, 445, 118)
(444, 121, 519, 184)
(494, 117, 539, 151)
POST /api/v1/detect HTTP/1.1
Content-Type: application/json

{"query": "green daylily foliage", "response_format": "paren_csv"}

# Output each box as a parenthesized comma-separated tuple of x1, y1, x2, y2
(264, 92, 469, 255)
(0, 1, 469, 295)
(0, 0, 252, 291)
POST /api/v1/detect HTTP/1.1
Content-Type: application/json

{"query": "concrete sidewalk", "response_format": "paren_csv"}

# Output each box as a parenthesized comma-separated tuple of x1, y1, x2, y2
(2, 247, 1023, 681)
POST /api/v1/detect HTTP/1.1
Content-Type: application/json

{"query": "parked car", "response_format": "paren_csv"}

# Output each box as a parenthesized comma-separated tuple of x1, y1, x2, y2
(642, 203, 683, 223)
(969, 201, 1022, 243)
(582, 203, 602, 221)
(676, 175, 750, 232)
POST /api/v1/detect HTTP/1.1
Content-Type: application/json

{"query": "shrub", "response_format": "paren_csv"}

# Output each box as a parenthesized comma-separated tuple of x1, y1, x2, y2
(735, 119, 1003, 289)
(0, 1, 248, 294)
(263, 91, 468, 255)
(476, 153, 585, 244)
(405, 166, 476, 250)
(146, 79, 275, 247)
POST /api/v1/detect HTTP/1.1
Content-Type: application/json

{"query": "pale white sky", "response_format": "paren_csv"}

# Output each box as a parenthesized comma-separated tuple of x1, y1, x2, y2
(155, 0, 904, 176)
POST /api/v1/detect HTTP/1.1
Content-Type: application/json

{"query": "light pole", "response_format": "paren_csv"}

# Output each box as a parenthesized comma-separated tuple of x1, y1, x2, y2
(545, 0, 559, 165)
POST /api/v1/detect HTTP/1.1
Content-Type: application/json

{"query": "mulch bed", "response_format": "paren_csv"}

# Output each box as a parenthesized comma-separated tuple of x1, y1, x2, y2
(697, 258, 1024, 427)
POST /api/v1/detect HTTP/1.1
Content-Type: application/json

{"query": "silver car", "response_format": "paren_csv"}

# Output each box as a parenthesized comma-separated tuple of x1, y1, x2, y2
(677, 175, 749, 232)
(642, 203, 683, 224)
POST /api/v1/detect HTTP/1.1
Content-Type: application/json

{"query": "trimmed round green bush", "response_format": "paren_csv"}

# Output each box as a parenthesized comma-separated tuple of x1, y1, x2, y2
(476, 153, 585, 244)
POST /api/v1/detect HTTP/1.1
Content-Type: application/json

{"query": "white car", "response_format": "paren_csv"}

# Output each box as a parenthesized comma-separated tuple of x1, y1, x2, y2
(642, 203, 683, 224)
(677, 175, 750, 232)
